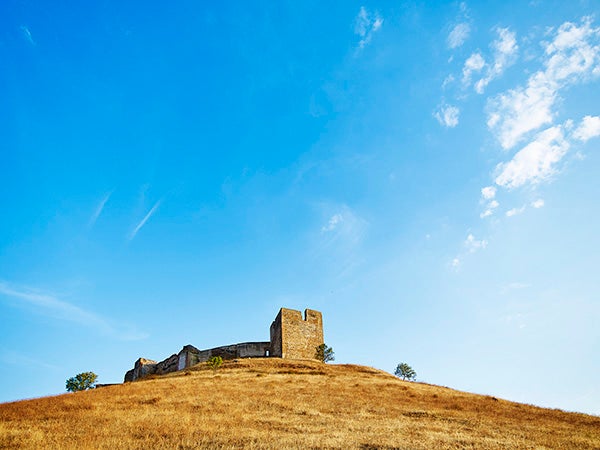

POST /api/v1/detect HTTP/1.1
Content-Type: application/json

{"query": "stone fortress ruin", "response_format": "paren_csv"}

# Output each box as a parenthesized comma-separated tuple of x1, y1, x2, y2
(125, 307, 323, 382)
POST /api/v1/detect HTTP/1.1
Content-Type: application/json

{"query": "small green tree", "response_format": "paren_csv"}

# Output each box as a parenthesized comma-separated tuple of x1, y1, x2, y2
(394, 363, 416, 381)
(206, 356, 223, 373)
(66, 372, 98, 392)
(315, 343, 335, 363)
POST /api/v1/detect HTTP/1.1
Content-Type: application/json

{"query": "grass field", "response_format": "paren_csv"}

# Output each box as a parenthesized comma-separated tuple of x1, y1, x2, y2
(1, 358, 598, 449)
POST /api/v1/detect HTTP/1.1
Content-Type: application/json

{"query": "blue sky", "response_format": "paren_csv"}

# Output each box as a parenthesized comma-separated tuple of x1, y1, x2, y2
(1, 1, 599, 415)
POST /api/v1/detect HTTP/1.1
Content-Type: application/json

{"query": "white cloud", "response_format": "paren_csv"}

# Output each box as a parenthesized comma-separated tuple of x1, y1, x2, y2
(448, 23, 470, 49)
(465, 234, 488, 253)
(442, 74, 455, 89)
(573, 115, 600, 141)
(481, 186, 497, 200)
(531, 199, 545, 208)
(434, 104, 460, 128)
(20, 25, 35, 45)
(355, 7, 383, 50)
(451, 257, 461, 268)
(487, 72, 558, 150)
(495, 125, 570, 189)
(487, 18, 600, 150)
(480, 200, 499, 219)
(474, 28, 518, 94)
(506, 205, 526, 217)
(89, 191, 112, 227)
(314, 205, 368, 279)
(462, 53, 486, 85)
(0, 282, 147, 340)
(319, 206, 367, 246)
(129, 200, 161, 241)
(322, 213, 344, 232)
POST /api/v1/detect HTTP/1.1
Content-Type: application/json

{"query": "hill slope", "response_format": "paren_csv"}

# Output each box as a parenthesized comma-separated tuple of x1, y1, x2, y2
(1, 358, 598, 449)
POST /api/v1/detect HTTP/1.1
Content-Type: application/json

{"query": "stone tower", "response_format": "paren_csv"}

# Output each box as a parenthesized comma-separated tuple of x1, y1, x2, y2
(270, 308, 324, 359)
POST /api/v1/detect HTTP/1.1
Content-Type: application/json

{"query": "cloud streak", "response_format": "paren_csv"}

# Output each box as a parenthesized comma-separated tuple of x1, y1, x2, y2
(129, 200, 161, 241)
(0, 281, 147, 340)
(448, 23, 470, 49)
(322, 213, 344, 233)
(89, 191, 113, 227)
(354, 6, 383, 50)
(20, 25, 35, 45)
(506, 205, 526, 217)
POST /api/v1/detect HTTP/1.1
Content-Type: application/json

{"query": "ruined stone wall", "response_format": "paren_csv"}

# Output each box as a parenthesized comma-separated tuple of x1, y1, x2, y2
(178, 342, 270, 370)
(270, 308, 324, 359)
(124, 357, 158, 382)
(126, 342, 270, 381)
(125, 307, 323, 382)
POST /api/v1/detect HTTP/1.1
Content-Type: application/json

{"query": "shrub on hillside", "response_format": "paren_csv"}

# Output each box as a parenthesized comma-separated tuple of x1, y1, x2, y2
(66, 372, 98, 392)
(394, 363, 416, 381)
(206, 356, 223, 372)
(315, 343, 335, 363)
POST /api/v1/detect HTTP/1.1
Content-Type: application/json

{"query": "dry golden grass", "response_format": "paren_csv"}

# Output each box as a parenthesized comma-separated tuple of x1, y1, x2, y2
(1, 358, 598, 449)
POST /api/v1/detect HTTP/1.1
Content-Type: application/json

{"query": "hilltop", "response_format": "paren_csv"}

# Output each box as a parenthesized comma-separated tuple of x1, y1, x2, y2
(1, 358, 598, 449)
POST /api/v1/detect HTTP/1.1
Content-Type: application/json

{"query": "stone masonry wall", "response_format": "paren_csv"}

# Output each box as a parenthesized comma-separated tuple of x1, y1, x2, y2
(270, 308, 324, 359)
(125, 307, 323, 382)
(178, 342, 271, 371)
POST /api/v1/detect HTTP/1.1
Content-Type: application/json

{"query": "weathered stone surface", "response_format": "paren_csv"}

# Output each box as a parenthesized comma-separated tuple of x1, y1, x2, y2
(123, 357, 158, 382)
(270, 308, 323, 359)
(155, 354, 179, 375)
(124, 369, 134, 383)
(124, 307, 323, 382)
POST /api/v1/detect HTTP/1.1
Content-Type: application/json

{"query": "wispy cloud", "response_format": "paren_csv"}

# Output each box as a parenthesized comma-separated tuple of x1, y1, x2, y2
(531, 199, 545, 208)
(468, 28, 519, 94)
(480, 200, 499, 219)
(312, 205, 368, 279)
(129, 200, 161, 241)
(89, 191, 113, 228)
(487, 18, 600, 150)
(481, 186, 497, 200)
(462, 53, 486, 86)
(451, 232, 488, 271)
(448, 23, 470, 49)
(434, 104, 460, 128)
(0, 351, 59, 371)
(506, 205, 526, 217)
(0, 281, 148, 340)
(354, 6, 383, 50)
(464, 233, 488, 253)
(495, 124, 570, 189)
(450, 17, 599, 269)
(319, 206, 367, 245)
(505, 282, 531, 290)
(322, 213, 344, 233)
(20, 25, 35, 45)
(573, 115, 600, 142)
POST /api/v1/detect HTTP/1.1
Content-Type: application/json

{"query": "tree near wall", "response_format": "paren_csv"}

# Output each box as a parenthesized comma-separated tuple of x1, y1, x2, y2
(315, 343, 335, 363)
(394, 363, 416, 381)
(66, 372, 98, 392)
(206, 356, 223, 373)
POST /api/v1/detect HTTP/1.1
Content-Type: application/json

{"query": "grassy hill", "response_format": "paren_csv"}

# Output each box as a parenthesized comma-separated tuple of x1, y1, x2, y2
(1, 358, 598, 449)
